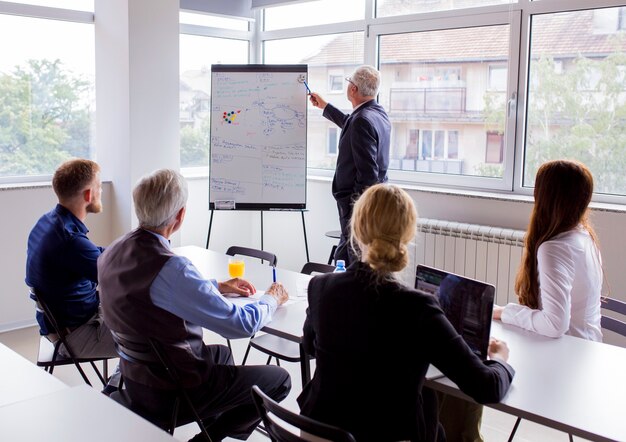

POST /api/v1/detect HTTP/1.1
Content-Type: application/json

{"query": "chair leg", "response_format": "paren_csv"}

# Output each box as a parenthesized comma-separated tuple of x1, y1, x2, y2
(181, 392, 212, 442)
(265, 355, 272, 365)
(327, 245, 337, 265)
(89, 361, 107, 386)
(276, 359, 280, 367)
(226, 339, 232, 352)
(569, 434, 574, 442)
(508, 417, 522, 442)
(73, 362, 93, 386)
(103, 360, 109, 381)
(241, 341, 253, 366)
(169, 398, 180, 435)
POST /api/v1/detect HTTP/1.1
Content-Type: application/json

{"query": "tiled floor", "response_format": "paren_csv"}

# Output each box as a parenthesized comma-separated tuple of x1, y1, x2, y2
(0, 326, 587, 442)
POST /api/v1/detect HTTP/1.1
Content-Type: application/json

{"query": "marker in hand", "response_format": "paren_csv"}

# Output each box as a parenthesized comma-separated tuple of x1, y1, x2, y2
(272, 266, 277, 283)
(303, 80, 312, 95)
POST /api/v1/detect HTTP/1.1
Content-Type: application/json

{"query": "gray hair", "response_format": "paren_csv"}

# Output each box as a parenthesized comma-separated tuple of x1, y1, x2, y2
(350, 65, 381, 97)
(133, 169, 188, 229)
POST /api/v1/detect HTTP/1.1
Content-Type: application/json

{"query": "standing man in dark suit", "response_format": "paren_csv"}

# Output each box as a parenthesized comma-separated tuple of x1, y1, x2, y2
(309, 65, 391, 265)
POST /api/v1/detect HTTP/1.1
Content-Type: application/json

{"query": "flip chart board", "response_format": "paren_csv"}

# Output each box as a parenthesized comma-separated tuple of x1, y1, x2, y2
(209, 64, 308, 210)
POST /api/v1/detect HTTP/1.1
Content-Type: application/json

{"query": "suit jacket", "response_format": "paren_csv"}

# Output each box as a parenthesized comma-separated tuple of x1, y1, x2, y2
(324, 100, 391, 203)
(297, 261, 514, 442)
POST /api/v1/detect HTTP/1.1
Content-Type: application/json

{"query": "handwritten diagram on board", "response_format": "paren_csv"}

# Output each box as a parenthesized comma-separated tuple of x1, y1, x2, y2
(209, 65, 308, 209)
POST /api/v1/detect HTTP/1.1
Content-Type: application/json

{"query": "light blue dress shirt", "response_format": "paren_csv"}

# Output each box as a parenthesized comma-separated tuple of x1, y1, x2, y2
(148, 232, 277, 339)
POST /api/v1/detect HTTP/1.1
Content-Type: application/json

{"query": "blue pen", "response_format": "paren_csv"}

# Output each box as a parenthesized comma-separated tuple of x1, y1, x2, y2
(303, 80, 312, 95)
(272, 266, 277, 283)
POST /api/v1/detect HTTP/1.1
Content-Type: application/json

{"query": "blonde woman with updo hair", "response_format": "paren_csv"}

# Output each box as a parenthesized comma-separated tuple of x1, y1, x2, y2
(297, 184, 515, 442)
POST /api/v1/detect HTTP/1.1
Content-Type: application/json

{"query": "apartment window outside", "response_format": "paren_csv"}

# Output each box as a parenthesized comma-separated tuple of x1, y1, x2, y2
(489, 66, 507, 91)
(486, 132, 504, 163)
(379, 24, 511, 179)
(179, 33, 249, 168)
(264, 33, 364, 170)
(0, 9, 94, 181)
(524, 7, 626, 195)
(328, 73, 344, 92)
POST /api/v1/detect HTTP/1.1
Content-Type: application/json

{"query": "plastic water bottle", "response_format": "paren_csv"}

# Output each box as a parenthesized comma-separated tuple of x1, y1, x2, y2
(334, 259, 347, 273)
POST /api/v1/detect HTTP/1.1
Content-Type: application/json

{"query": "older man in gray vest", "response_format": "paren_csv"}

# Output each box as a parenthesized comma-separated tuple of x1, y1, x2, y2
(98, 169, 291, 442)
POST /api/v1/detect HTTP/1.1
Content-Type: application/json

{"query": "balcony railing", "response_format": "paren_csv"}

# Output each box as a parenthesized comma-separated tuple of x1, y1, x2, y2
(389, 87, 466, 113)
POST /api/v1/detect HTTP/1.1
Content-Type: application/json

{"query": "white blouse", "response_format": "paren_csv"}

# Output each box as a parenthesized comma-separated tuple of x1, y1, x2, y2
(502, 226, 603, 342)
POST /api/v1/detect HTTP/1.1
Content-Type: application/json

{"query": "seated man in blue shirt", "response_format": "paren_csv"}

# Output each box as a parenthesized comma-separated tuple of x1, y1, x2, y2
(26, 159, 117, 361)
(98, 169, 291, 442)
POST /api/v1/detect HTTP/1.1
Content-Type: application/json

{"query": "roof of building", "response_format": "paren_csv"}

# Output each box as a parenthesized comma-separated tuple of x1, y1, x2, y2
(302, 9, 626, 65)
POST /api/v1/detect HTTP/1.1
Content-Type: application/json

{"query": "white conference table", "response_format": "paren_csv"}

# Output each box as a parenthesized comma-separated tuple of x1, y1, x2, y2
(0, 385, 176, 441)
(175, 246, 313, 382)
(0, 342, 67, 408)
(426, 321, 626, 442)
(178, 246, 626, 442)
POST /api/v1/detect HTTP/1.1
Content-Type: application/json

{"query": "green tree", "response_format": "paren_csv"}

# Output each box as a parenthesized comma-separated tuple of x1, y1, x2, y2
(180, 116, 210, 167)
(525, 50, 626, 193)
(0, 59, 91, 176)
(480, 43, 626, 193)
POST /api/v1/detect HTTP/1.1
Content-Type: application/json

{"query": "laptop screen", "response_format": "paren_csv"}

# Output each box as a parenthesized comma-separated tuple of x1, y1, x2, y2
(415, 265, 495, 360)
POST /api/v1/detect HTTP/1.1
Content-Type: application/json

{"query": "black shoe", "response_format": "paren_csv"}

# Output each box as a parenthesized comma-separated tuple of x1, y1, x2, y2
(101, 384, 118, 397)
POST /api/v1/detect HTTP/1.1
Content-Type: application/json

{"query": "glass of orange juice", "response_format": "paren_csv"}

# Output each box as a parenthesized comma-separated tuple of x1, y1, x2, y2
(228, 258, 245, 278)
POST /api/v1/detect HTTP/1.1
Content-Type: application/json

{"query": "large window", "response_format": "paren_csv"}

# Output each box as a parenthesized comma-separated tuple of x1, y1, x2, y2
(264, 33, 364, 170)
(264, 0, 364, 31)
(376, 0, 513, 17)
(259, 0, 626, 201)
(524, 7, 626, 196)
(0, 5, 94, 181)
(379, 24, 511, 179)
(179, 17, 249, 168)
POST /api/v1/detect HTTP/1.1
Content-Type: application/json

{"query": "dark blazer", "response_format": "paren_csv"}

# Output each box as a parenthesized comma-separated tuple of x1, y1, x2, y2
(324, 100, 391, 203)
(297, 262, 514, 442)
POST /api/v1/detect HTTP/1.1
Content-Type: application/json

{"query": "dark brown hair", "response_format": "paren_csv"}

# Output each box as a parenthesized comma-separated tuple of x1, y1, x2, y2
(515, 159, 597, 309)
(52, 159, 100, 201)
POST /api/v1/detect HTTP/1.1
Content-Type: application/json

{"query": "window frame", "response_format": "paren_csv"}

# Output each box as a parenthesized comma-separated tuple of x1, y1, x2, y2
(0, 2, 95, 185)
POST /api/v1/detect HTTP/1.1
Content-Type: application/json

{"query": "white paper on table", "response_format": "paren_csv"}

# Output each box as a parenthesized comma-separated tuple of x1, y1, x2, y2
(223, 290, 298, 307)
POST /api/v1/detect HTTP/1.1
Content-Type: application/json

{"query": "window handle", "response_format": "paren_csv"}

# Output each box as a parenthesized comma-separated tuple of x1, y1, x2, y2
(507, 92, 517, 118)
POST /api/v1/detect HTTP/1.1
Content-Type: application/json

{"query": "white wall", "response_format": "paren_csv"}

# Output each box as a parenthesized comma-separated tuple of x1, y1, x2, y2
(0, 184, 113, 332)
(2, 178, 625, 342)
(180, 176, 626, 304)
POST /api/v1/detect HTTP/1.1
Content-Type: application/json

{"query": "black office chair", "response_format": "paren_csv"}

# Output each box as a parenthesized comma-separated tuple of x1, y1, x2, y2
(324, 230, 341, 265)
(251, 385, 356, 442)
(30, 288, 111, 387)
(226, 246, 278, 267)
(241, 262, 333, 386)
(109, 331, 212, 441)
(601, 296, 626, 337)
(301, 262, 335, 275)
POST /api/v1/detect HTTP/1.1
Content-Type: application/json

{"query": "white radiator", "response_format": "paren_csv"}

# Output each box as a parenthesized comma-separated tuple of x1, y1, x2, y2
(416, 218, 526, 305)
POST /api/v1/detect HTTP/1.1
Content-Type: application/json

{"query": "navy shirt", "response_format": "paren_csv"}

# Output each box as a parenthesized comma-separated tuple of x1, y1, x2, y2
(25, 204, 103, 334)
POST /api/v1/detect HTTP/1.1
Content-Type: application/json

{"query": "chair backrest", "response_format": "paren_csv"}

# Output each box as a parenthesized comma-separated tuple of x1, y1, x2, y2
(601, 297, 626, 337)
(251, 385, 356, 442)
(29, 288, 64, 336)
(300, 262, 335, 275)
(110, 331, 182, 384)
(226, 246, 278, 267)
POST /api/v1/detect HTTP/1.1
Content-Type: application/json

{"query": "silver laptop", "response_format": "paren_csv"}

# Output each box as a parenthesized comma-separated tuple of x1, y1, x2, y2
(415, 265, 495, 378)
